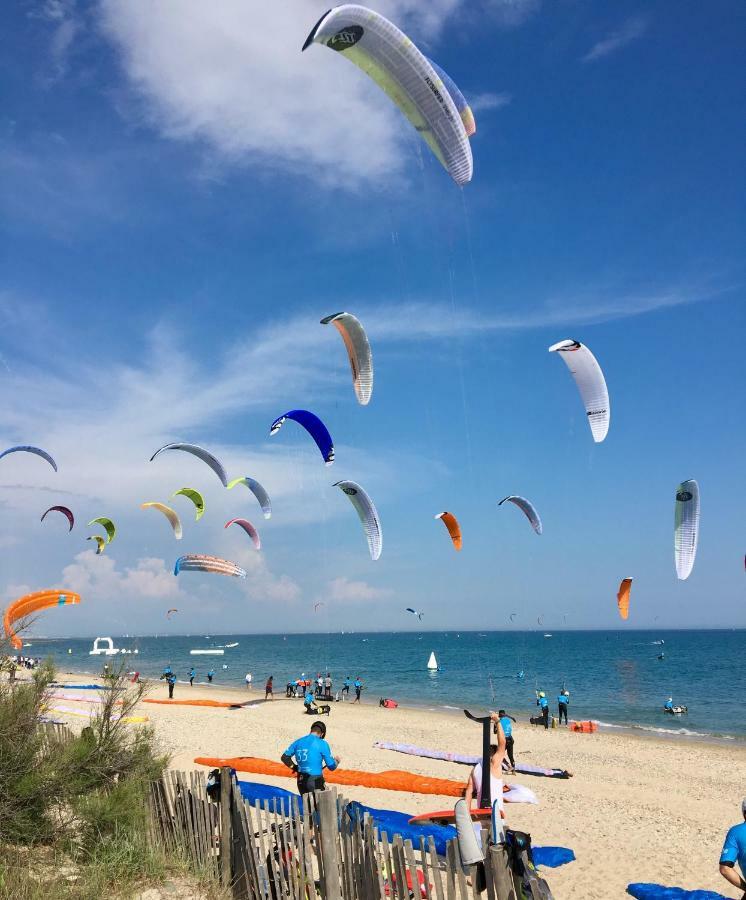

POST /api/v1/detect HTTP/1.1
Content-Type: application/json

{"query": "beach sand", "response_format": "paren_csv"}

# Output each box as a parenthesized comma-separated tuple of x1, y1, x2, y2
(52, 673, 746, 899)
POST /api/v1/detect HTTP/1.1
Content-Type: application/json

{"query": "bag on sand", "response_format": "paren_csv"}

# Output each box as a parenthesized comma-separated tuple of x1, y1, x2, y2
(505, 829, 553, 899)
(206, 768, 221, 802)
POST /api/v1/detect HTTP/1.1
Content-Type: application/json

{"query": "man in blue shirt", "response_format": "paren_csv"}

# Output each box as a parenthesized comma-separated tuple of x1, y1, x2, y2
(342, 676, 352, 699)
(166, 671, 176, 699)
(537, 691, 549, 729)
(353, 677, 363, 704)
(719, 799, 746, 896)
(497, 709, 517, 771)
(557, 690, 569, 725)
(664, 697, 674, 711)
(281, 721, 340, 795)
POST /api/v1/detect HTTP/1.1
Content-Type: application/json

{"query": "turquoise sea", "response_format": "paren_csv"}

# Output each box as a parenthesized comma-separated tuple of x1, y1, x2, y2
(27, 629, 744, 742)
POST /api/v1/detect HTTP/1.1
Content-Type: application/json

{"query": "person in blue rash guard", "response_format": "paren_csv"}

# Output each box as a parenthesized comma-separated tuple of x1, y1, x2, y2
(497, 709, 517, 771)
(719, 799, 746, 897)
(664, 697, 674, 711)
(536, 691, 549, 729)
(281, 720, 340, 795)
(557, 690, 569, 725)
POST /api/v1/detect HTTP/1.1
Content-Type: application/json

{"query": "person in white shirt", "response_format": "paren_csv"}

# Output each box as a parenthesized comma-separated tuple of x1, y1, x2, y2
(464, 714, 507, 815)
(245, 671, 252, 690)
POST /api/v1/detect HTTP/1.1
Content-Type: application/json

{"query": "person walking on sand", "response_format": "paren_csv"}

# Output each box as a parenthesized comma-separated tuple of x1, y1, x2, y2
(536, 691, 549, 729)
(167, 671, 176, 699)
(497, 709, 517, 771)
(207, 669, 214, 683)
(265, 675, 274, 700)
(325, 672, 332, 698)
(245, 671, 252, 690)
(281, 720, 340, 796)
(342, 676, 351, 699)
(465, 714, 507, 814)
(188, 666, 196, 686)
(557, 689, 569, 725)
(719, 798, 746, 896)
(353, 676, 363, 703)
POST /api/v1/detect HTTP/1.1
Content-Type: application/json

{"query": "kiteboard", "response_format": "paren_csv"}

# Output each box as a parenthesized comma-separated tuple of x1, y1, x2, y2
(455, 799, 484, 865)
(408, 807, 492, 827)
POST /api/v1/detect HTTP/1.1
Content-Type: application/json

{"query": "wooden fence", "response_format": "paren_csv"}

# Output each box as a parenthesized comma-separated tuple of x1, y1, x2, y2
(147, 768, 537, 899)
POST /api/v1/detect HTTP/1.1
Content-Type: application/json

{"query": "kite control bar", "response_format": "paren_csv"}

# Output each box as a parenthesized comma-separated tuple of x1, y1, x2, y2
(464, 709, 493, 808)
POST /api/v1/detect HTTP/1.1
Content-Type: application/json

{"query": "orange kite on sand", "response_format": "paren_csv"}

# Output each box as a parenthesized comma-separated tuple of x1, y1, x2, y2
(144, 699, 254, 709)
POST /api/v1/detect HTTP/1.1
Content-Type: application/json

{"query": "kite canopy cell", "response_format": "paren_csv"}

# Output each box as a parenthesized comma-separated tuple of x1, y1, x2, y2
(434, 512, 462, 550)
(498, 496, 543, 535)
(41, 506, 74, 532)
(0, 445, 57, 471)
(333, 480, 382, 560)
(548, 339, 610, 443)
(174, 554, 246, 579)
(303, 5, 473, 186)
(270, 410, 334, 465)
(4, 589, 81, 650)
(616, 577, 632, 620)
(674, 479, 700, 580)
(320, 312, 373, 405)
(141, 502, 183, 540)
(226, 477, 272, 519)
(150, 443, 228, 487)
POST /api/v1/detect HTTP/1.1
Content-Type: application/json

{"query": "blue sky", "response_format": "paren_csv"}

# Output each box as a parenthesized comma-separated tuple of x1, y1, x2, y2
(1, 0, 743, 637)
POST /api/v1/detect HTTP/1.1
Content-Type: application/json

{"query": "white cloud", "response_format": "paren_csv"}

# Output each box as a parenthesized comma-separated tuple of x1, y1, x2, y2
(582, 16, 648, 63)
(483, 0, 541, 29)
(61, 550, 180, 600)
(470, 92, 512, 113)
(325, 576, 392, 604)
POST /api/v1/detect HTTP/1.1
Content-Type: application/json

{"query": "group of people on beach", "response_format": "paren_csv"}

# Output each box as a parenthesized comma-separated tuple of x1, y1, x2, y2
(535, 688, 570, 728)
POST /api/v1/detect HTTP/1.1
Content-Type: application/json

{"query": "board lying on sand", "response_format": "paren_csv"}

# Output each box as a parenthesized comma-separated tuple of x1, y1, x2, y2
(409, 807, 493, 826)
(195, 756, 537, 801)
(144, 698, 255, 709)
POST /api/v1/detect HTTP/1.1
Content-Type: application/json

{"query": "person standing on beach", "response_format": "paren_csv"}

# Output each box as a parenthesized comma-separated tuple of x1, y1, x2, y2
(498, 709, 517, 771)
(188, 667, 196, 686)
(353, 677, 363, 703)
(537, 691, 549, 729)
(281, 720, 340, 796)
(207, 669, 214, 683)
(324, 672, 332, 698)
(265, 675, 274, 700)
(465, 716, 507, 813)
(719, 799, 746, 896)
(557, 690, 569, 725)
(342, 676, 351, 699)
(245, 671, 252, 690)
(167, 671, 176, 699)
(316, 673, 324, 697)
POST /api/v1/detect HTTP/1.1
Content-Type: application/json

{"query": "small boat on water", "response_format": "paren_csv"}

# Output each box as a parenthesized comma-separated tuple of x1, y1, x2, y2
(543, 633, 553, 638)
(427, 651, 439, 671)
(190, 649, 224, 656)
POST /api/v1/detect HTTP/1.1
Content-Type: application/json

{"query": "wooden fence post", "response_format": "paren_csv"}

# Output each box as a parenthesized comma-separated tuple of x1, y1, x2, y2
(316, 790, 343, 900)
(220, 766, 233, 889)
(488, 845, 517, 900)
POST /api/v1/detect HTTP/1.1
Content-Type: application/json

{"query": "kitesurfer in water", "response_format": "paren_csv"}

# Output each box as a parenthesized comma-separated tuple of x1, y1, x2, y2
(557, 690, 570, 725)
(497, 709, 517, 772)
(537, 691, 550, 729)
(281, 720, 340, 796)
(664, 697, 674, 711)
(207, 669, 214, 683)
(719, 799, 746, 896)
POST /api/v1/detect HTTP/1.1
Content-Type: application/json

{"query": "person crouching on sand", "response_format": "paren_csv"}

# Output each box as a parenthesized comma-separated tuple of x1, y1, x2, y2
(719, 798, 746, 897)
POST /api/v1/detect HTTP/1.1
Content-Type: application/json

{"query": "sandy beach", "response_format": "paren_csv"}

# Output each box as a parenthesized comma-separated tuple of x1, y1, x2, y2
(50, 672, 746, 900)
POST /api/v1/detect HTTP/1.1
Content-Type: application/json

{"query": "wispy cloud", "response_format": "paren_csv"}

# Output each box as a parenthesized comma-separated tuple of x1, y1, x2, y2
(326, 577, 392, 604)
(30, 0, 81, 85)
(470, 92, 512, 114)
(582, 16, 648, 63)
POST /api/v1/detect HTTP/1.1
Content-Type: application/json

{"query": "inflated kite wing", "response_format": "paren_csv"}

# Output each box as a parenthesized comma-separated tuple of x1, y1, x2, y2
(88, 517, 116, 543)
(674, 479, 699, 580)
(406, 607, 423, 621)
(150, 443, 228, 487)
(174, 554, 246, 578)
(270, 410, 334, 465)
(225, 518, 261, 551)
(141, 502, 183, 540)
(172, 488, 205, 521)
(320, 312, 373, 406)
(333, 480, 382, 560)
(617, 577, 632, 620)
(41, 506, 74, 532)
(226, 477, 272, 519)
(4, 589, 81, 650)
(498, 496, 543, 535)
(434, 511, 462, 550)
(0, 445, 57, 471)
(87, 535, 106, 554)
(303, 5, 473, 186)
(548, 339, 610, 443)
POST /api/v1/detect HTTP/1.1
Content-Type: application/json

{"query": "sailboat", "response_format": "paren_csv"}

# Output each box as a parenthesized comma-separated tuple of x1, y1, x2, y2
(427, 651, 438, 671)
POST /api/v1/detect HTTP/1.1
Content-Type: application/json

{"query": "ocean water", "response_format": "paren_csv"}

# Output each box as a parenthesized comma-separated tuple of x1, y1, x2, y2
(26, 629, 744, 742)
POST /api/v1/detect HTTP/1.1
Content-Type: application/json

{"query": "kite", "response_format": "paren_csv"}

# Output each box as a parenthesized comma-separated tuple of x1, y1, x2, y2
(406, 607, 423, 621)
(617, 577, 632, 620)
(174, 554, 246, 579)
(302, 5, 473, 186)
(0, 445, 57, 472)
(537, 615, 544, 627)
(548, 339, 610, 443)
(172, 488, 205, 521)
(498, 496, 543, 535)
(674, 479, 700, 580)
(225, 518, 261, 551)
(226, 477, 272, 519)
(270, 410, 334, 465)
(87, 517, 116, 543)
(141, 502, 183, 540)
(4, 589, 81, 650)
(40, 506, 74, 532)
(426, 58, 475, 137)
(87, 535, 106, 554)
(150, 443, 228, 487)
(320, 312, 373, 405)
(434, 512, 462, 550)
(333, 480, 382, 560)
(509, 612, 517, 623)
(314, 602, 325, 612)
(167, 608, 178, 619)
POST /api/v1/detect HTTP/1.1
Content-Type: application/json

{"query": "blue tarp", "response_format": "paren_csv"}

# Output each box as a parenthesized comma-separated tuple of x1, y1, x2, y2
(236, 780, 574, 866)
(51, 683, 110, 690)
(628, 885, 730, 899)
